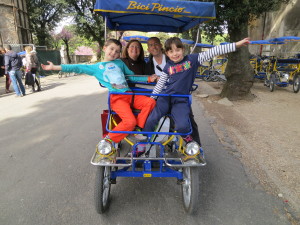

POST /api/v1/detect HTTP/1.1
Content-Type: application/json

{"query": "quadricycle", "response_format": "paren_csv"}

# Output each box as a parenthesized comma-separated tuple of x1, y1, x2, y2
(91, 0, 217, 214)
(91, 89, 206, 214)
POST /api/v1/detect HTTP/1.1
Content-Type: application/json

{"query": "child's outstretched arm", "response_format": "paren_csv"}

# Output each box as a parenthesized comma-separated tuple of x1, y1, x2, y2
(197, 37, 251, 65)
(41, 61, 62, 71)
(236, 38, 250, 48)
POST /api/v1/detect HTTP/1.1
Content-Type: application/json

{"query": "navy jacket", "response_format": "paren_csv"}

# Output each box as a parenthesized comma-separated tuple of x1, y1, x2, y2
(5, 51, 22, 73)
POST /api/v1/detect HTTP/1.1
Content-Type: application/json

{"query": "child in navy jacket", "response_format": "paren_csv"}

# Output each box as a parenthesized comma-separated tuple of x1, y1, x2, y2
(143, 37, 250, 143)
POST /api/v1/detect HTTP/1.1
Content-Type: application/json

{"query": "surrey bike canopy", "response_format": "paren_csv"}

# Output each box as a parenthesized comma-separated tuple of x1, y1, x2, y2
(94, 0, 216, 33)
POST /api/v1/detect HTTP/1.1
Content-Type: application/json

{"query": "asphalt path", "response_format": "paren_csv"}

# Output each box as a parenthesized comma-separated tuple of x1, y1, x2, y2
(0, 75, 292, 225)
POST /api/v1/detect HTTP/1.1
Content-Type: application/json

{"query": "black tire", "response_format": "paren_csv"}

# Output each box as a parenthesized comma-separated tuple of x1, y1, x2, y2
(211, 71, 220, 82)
(95, 166, 111, 214)
(181, 167, 200, 214)
(203, 74, 211, 81)
(293, 74, 300, 93)
(269, 74, 275, 92)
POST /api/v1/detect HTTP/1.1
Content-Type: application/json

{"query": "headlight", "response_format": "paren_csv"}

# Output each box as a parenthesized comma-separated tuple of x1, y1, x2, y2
(185, 141, 200, 156)
(284, 73, 289, 80)
(97, 140, 112, 155)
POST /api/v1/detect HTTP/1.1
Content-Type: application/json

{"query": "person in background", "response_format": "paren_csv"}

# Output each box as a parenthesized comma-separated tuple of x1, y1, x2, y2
(4, 45, 26, 97)
(60, 45, 67, 64)
(0, 47, 11, 93)
(24, 46, 41, 92)
(121, 40, 147, 87)
(145, 37, 202, 146)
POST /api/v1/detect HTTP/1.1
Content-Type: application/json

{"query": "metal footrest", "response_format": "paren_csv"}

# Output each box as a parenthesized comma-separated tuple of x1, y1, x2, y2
(91, 150, 206, 167)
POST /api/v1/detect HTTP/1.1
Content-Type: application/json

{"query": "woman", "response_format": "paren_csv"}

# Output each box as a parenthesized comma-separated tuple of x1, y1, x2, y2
(24, 46, 41, 92)
(121, 40, 147, 87)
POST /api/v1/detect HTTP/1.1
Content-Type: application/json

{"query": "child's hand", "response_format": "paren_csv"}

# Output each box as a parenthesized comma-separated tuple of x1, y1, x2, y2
(41, 61, 55, 70)
(149, 74, 158, 82)
(236, 38, 250, 48)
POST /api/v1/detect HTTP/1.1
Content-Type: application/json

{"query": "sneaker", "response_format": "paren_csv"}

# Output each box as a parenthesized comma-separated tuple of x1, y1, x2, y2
(127, 127, 147, 142)
(182, 135, 193, 144)
(128, 133, 147, 142)
(134, 144, 146, 157)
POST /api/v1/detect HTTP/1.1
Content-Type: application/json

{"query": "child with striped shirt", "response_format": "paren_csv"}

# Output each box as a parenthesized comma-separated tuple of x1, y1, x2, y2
(143, 37, 250, 144)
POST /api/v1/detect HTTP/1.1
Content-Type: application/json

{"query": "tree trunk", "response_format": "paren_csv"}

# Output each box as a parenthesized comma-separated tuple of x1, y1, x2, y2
(220, 21, 254, 100)
(96, 40, 102, 60)
(65, 41, 71, 64)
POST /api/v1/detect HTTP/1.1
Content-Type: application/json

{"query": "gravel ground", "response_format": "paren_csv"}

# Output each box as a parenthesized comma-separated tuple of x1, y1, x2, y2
(195, 79, 300, 221)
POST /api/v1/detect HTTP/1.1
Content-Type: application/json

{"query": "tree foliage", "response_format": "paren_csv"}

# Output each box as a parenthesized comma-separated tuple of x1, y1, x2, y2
(202, 0, 290, 39)
(64, 0, 105, 57)
(26, 0, 67, 46)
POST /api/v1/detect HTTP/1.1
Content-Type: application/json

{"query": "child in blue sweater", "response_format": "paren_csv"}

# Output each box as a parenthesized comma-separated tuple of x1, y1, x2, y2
(42, 39, 157, 146)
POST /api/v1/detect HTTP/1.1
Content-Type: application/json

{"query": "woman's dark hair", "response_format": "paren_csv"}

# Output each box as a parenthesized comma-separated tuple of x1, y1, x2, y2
(122, 39, 145, 61)
(104, 39, 122, 48)
(164, 37, 184, 52)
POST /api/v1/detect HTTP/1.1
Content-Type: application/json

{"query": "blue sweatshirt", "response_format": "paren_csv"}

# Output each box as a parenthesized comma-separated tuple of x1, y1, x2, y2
(61, 59, 149, 93)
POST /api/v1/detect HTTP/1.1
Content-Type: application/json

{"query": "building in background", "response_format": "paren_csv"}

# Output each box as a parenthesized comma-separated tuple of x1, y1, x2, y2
(0, 0, 32, 50)
(249, 0, 300, 57)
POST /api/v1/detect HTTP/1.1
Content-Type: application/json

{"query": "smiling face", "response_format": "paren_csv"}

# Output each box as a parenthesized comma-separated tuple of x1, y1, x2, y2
(147, 38, 163, 57)
(103, 43, 121, 62)
(127, 41, 141, 61)
(165, 44, 184, 63)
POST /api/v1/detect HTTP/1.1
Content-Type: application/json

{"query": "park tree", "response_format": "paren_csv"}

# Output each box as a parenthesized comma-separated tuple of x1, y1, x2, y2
(50, 32, 62, 50)
(56, 25, 97, 56)
(64, 0, 105, 58)
(200, 0, 290, 100)
(57, 27, 74, 63)
(26, 0, 66, 46)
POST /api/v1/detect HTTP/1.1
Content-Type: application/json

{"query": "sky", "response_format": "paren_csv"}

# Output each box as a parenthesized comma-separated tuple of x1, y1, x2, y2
(54, 17, 74, 34)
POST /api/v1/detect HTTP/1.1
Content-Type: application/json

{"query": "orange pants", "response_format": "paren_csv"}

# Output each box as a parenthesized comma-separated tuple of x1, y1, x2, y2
(108, 93, 156, 143)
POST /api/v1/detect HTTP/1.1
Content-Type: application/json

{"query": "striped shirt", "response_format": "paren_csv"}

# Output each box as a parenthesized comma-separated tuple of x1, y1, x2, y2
(151, 43, 236, 99)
